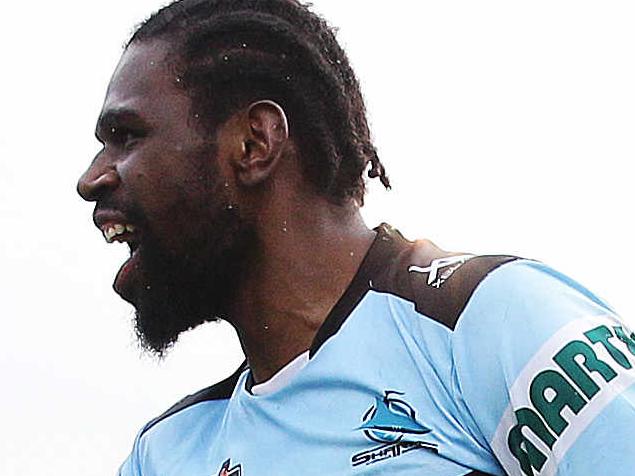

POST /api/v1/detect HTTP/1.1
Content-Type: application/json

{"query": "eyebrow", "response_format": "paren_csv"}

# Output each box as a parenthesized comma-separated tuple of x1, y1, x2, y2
(95, 108, 151, 140)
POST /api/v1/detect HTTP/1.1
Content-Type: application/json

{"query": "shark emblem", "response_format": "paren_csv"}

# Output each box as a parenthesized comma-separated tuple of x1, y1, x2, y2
(357, 391, 432, 444)
(351, 391, 438, 466)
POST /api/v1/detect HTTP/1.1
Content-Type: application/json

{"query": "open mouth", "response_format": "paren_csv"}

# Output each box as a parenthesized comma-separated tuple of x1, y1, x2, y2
(100, 221, 143, 300)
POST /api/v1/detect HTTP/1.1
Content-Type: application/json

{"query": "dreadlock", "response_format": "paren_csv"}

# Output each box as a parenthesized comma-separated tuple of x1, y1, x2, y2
(128, 0, 390, 205)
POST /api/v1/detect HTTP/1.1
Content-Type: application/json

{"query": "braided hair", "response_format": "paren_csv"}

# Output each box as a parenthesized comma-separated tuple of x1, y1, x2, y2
(129, 0, 390, 205)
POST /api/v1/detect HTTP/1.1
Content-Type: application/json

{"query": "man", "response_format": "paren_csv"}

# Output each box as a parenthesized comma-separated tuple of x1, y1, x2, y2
(77, 1, 635, 475)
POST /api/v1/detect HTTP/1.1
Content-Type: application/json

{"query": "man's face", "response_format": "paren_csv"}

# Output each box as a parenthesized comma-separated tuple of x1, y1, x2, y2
(77, 40, 253, 355)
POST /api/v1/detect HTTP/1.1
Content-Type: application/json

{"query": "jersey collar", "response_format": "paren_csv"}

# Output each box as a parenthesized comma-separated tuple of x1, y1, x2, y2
(309, 223, 409, 358)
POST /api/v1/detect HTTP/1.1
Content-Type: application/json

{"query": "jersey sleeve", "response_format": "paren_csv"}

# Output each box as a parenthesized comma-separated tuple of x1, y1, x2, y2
(117, 427, 144, 476)
(450, 260, 635, 476)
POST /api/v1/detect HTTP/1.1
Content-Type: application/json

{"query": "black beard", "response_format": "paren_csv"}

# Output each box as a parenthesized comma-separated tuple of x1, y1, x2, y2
(131, 206, 256, 357)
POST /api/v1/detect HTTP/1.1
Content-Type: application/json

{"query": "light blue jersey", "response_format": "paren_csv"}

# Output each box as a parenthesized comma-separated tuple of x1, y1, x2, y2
(119, 224, 635, 475)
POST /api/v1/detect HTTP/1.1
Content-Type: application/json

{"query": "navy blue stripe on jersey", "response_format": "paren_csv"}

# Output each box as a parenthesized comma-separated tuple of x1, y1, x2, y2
(142, 362, 246, 435)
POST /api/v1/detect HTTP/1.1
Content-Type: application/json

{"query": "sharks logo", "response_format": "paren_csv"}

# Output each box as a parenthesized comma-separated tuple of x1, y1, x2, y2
(358, 391, 432, 443)
(351, 391, 438, 467)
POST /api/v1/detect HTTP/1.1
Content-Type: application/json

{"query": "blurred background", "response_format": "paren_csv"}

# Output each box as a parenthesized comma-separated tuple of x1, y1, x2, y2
(1, 1, 633, 474)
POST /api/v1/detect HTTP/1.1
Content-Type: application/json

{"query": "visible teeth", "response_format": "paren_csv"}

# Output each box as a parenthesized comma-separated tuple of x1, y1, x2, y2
(103, 223, 134, 243)
(105, 227, 116, 242)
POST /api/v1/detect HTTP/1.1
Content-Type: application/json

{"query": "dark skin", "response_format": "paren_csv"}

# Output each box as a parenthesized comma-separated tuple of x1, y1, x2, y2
(78, 40, 375, 383)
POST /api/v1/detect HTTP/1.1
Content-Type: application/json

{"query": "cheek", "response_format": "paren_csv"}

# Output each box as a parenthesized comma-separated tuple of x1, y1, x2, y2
(143, 176, 208, 222)
(121, 142, 228, 244)
(145, 175, 227, 247)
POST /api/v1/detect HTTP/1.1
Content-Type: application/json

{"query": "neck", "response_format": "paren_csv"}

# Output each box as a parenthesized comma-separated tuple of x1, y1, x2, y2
(227, 200, 375, 384)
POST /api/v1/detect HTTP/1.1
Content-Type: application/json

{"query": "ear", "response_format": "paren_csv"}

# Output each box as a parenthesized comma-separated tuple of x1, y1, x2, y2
(235, 100, 289, 187)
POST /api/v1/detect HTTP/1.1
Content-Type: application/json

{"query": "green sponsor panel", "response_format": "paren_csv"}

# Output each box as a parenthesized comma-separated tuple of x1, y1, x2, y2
(554, 339, 618, 399)
(584, 325, 631, 370)
(507, 323, 634, 475)
(530, 369, 587, 435)
(507, 407, 556, 476)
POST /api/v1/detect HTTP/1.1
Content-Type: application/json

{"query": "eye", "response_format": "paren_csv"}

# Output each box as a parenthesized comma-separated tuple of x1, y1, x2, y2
(109, 126, 144, 150)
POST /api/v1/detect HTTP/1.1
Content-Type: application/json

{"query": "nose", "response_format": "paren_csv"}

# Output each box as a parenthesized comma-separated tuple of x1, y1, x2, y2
(77, 154, 120, 201)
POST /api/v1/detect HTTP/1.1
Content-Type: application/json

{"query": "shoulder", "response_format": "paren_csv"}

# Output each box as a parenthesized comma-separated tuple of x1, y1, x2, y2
(448, 258, 621, 387)
(139, 364, 245, 458)
(371, 225, 614, 333)
(453, 259, 616, 341)
(370, 225, 520, 330)
(142, 362, 246, 436)
(449, 258, 622, 399)
(118, 364, 246, 475)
